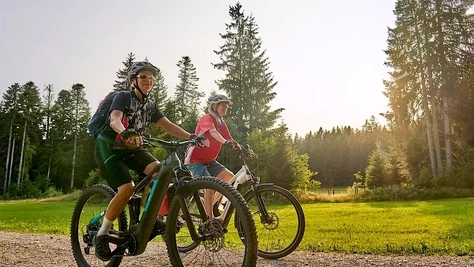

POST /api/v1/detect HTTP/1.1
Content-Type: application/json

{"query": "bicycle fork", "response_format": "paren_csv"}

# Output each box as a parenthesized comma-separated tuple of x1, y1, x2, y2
(252, 186, 273, 224)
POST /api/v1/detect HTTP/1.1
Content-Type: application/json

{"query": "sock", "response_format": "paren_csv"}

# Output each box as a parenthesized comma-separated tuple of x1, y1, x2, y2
(97, 218, 113, 236)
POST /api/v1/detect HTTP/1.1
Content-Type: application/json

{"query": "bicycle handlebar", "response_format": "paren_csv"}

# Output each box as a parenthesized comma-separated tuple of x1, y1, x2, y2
(236, 143, 258, 159)
(143, 137, 196, 149)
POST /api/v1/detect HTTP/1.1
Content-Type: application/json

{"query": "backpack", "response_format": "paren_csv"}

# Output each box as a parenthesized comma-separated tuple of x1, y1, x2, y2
(87, 91, 132, 138)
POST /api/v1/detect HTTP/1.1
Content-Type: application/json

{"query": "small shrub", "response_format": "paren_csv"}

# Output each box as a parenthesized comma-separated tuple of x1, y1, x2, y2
(42, 187, 64, 199)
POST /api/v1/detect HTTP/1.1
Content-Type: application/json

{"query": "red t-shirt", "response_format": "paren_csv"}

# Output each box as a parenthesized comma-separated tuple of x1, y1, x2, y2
(184, 114, 232, 164)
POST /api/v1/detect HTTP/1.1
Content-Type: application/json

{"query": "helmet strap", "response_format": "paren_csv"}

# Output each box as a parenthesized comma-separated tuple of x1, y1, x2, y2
(133, 78, 148, 102)
(211, 108, 224, 129)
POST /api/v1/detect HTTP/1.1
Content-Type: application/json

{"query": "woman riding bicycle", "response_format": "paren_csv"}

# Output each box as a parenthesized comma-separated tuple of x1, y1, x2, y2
(184, 94, 241, 221)
(93, 60, 207, 261)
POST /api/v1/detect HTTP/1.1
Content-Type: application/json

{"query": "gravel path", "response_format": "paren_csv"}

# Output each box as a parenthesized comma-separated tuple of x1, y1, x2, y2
(1, 231, 474, 266)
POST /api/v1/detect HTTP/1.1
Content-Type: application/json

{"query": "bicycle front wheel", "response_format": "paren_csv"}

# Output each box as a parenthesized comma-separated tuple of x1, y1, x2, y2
(240, 184, 305, 259)
(166, 176, 258, 267)
(70, 184, 128, 267)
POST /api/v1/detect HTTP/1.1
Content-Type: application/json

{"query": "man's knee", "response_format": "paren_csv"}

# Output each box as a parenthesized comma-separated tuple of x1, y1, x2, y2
(117, 182, 135, 197)
(143, 161, 160, 175)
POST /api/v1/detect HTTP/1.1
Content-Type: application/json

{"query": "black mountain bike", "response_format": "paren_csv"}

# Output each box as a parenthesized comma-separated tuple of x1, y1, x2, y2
(70, 138, 258, 267)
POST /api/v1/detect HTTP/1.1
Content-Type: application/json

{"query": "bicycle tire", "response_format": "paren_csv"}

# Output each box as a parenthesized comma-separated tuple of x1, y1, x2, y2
(238, 184, 305, 259)
(166, 176, 258, 266)
(70, 184, 128, 267)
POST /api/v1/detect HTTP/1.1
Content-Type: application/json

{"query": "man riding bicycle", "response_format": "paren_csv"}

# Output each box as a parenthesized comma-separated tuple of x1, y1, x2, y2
(93, 60, 207, 261)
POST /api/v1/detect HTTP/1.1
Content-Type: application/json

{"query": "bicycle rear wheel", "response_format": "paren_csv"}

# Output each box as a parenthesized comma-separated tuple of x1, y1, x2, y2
(239, 184, 305, 259)
(70, 184, 128, 267)
(166, 176, 258, 266)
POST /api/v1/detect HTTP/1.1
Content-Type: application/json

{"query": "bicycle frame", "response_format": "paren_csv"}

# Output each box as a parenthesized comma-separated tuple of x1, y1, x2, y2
(218, 153, 272, 225)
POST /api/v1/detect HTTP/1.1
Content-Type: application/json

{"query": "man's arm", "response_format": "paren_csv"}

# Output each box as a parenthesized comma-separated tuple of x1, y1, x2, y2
(110, 110, 126, 134)
(156, 117, 192, 139)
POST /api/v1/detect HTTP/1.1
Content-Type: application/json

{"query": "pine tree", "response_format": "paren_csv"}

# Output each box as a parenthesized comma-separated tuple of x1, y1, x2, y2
(149, 68, 169, 111)
(385, 0, 439, 178)
(18, 82, 42, 145)
(70, 83, 90, 190)
(42, 84, 55, 180)
(15, 82, 42, 186)
(1, 83, 21, 122)
(113, 52, 135, 91)
(163, 99, 177, 123)
(365, 142, 387, 189)
(174, 56, 204, 124)
(147, 68, 170, 138)
(384, 0, 474, 181)
(42, 84, 54, 141)
(1, 83, 21, 194)
(49, 90, 74, 189)
(213, 2, 283, 131)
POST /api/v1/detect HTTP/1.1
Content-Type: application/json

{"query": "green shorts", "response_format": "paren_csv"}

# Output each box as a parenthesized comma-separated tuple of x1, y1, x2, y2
(94, 138, 157, 189)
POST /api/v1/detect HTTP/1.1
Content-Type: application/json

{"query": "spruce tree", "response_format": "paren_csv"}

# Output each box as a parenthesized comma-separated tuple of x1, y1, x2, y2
(149, 68, 169, 112)
(174, 56, 204, 124)
(213, 2, 283, 131)
(113, 52, 135, 91)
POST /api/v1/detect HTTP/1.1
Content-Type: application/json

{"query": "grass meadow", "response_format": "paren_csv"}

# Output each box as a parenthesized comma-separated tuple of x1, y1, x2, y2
(1, 196, 474, 255)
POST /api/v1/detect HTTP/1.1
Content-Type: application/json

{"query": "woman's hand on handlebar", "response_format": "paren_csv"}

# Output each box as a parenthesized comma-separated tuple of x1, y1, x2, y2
(225, 139, 242, 151)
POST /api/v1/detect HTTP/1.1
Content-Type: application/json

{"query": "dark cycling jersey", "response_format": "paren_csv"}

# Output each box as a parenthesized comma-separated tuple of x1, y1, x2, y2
(100, 91, 164, 143)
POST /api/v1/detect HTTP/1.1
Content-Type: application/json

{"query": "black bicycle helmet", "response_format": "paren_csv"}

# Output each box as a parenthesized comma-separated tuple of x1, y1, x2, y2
(128, 61, 159, 81)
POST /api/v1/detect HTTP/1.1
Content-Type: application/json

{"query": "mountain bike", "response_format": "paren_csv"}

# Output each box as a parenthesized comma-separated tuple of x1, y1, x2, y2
(70, 137, 258, 267)
(188, 144, 305, 259)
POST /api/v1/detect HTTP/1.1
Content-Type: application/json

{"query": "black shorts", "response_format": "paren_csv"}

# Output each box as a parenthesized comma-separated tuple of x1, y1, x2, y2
(94, 139, 157, 189)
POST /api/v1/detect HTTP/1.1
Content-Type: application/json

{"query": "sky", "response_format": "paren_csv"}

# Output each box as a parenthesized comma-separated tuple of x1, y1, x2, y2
(0, 0, 401, 136)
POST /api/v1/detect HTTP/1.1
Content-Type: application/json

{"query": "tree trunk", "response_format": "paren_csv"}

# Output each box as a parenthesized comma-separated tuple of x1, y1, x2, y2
(17, 121, 26, 189)
(430, 96, 443, 177)
(8, 138, 15, 187)
(45, 84, 53, 180)
(443, 96, 452, 170)
(71, 132, 77, 190)
(47, 155, 52, 180)
(435, 0, 452, 172)
(71, 96, 79, 190)
(423, 96, 437, 178)
(412, 1, 437, 177)
(3, 120, 13, 195)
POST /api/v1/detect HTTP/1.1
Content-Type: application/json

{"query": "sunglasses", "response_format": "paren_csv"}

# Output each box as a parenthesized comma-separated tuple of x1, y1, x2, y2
(136, 74, 155, 81)
(219, 103, 231, 108)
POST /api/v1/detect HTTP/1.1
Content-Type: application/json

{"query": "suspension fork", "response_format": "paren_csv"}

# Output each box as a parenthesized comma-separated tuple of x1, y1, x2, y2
(174, 184, 205, 242)
(252, 184, 272, 223)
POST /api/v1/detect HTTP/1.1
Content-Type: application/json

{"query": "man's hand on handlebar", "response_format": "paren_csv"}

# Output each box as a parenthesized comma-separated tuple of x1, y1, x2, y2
(120, 129, 142, 149)
(190, 134, 210, 147)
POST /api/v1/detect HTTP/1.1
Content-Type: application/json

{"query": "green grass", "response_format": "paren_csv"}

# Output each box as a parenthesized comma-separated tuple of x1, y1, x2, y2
(2, 197, 474, 255)
(0, 199, 75, 235)
(301, 198, 474, 255)
(309, 186, 349, 195)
